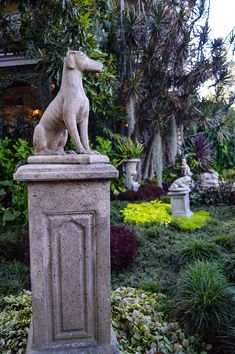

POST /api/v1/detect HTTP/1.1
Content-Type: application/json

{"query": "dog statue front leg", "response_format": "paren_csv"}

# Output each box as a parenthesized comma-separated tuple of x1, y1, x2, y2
(63, 113, 93, 154)
(80, 120, 99, 155)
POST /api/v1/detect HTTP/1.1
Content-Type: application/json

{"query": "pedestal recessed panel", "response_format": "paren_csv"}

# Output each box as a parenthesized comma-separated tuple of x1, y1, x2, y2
(47, 213, 96, 342)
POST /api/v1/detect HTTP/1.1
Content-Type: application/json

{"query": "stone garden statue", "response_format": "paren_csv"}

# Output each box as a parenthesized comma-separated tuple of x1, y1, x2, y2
(201, 169, 219, 187)
(170, 175, 192, 190)
(181, 158, 193, 176)
(33, 50, 103, 155)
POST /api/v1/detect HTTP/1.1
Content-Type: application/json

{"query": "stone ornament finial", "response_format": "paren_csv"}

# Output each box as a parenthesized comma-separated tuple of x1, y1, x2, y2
(33, 50, 103, 156)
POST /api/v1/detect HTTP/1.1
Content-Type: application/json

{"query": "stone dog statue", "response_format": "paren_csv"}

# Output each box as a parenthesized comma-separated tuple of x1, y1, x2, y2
(33, 50, 103, 155)
(170, 175, 192, 190)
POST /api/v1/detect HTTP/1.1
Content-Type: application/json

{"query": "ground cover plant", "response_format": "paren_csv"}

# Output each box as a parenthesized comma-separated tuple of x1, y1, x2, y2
(0, 199, 234, 353)
(111, 203, 235, 352)
(121, 200, 211, 231)
(0, 288, 210, 354)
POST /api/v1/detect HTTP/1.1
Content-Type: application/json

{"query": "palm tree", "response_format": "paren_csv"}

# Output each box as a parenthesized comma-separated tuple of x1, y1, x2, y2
(110, 0, 234, 183)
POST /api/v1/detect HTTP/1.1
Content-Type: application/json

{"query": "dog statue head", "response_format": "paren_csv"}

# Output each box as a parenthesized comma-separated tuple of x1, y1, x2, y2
(66, 50, 103, 73)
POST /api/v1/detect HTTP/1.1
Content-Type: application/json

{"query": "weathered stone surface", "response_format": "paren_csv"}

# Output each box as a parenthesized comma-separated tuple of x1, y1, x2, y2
(14, 163, 117, 182)
(168, 188, 192, 217)
(14, 163, 119, 354)
(27, 154, 109, 164)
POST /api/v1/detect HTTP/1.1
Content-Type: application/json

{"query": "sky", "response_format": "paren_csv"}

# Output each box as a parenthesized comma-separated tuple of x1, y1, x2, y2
(209, 0, 235, 39)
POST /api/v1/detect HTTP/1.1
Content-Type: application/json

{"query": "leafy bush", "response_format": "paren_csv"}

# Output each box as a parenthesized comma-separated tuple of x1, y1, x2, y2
(0, 138, 33, 225)
(222, 169, 235, 182)
(172, 260, 234, 342)
(117, 183, 166, 202)
(172, 211, 211, 231)
(0, 261, 30, 296)
(121, 201, 172, 226)
(110, 200, 128, 224)
(111, 225, 138, 272)
(191, 181, 235, 205)
(112, 287, 209, 353)
(0, 290, 32, 354)
(0, 138, 33, 179)
(178, 239, 221, 265)
(0, 224, 25, 261)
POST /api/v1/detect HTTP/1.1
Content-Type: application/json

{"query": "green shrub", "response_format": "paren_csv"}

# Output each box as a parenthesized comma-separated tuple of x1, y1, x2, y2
(121, 201, 172, 226)
(219, 315, 235, 354)
(0, 224, 25, 261)
(0, 290, 32, 354)
(178, 239, 221, 265)
(110, 201, 128, 224)
(214, 234, 232, 246)
(0, 261, 30, 296)
(0, 138, 33, 225)
(172, 260, 234, 342)
(112, 287, 209, 353)
(172, 211, 211, 231)
(221, 255, 235, 282)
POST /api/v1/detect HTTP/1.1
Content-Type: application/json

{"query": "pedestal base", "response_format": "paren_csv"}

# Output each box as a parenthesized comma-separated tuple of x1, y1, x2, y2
(14, 162, 119, 354)
(168, 188, 192, 218)
(27, 319, 119, 354)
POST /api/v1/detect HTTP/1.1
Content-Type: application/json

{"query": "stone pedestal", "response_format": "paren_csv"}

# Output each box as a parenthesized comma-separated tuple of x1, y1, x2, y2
(168, 188, 192, 217)
(13, 157, 119, 354)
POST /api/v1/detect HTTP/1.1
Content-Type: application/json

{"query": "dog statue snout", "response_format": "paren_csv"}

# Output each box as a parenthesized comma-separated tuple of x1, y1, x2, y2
(85, 58, 103, 73)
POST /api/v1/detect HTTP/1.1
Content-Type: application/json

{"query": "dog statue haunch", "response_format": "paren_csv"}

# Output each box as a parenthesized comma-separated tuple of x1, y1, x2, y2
(33, 51, 103, 155)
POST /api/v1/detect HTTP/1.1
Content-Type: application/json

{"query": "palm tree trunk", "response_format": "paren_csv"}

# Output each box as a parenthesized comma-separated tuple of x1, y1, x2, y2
(169, 117, 177, 165)
(142, 129, 163, 185)
(126, 96, 136, 136)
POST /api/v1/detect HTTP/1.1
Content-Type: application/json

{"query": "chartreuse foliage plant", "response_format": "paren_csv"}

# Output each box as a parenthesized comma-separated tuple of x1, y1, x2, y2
(172, 261, 234, 343)
(112, 287, 209, 354)
(0, 290, 32, 354)
(172, 211, 212, 232)
(121, 201, 211, 230)
(121, 201, 172, 226)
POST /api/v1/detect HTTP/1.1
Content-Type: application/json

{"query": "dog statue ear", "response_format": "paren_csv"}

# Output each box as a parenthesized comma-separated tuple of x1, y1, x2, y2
(66, 51, 76, 69)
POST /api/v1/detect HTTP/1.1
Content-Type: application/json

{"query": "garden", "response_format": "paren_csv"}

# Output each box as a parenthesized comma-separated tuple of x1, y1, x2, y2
(0, 1, 235, 354)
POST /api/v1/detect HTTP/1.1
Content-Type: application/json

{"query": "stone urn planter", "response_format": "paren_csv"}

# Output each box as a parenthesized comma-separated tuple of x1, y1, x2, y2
(124, 158, 140, 190)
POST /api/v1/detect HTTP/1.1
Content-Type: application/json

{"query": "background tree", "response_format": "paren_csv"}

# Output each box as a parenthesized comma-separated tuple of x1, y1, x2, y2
(0, 0, 119, 140)
(109, 0, 235, 183)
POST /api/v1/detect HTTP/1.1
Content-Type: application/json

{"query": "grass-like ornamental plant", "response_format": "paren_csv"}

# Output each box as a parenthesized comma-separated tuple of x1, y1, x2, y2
(172, 210, 211, 231)
(117, 183, 166, 202)
(115, 136, 144, 162)
(111, 225, 138, 272)
(172, 260, 234, 343)
(121, 201, 172, 226)
(112, 287, 210, 353)
(178, 239, 221, 265)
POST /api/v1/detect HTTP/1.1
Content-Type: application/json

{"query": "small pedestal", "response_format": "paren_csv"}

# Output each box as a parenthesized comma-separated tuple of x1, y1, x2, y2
(13, 156, 119, 354)
(168, 188, 192, 217)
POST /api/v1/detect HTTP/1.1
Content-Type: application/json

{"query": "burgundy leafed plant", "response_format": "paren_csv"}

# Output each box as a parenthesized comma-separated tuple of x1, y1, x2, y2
(111, 225, 138, 272)
(117, 183, 166, 201)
